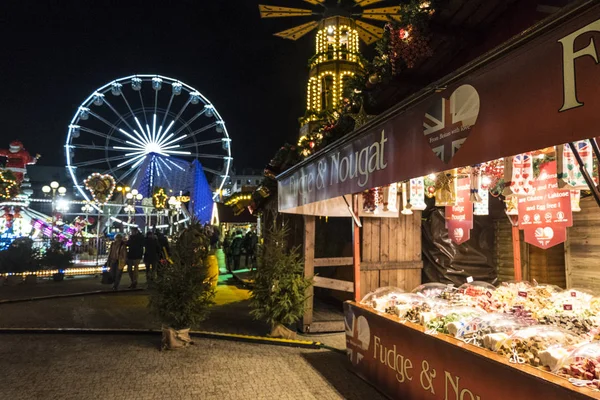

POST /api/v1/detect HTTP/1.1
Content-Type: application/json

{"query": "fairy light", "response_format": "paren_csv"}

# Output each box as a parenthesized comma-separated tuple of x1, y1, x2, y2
(0, 171, 17, 200)
(84, 173, 116, 204)
(152, 188, 168, 210)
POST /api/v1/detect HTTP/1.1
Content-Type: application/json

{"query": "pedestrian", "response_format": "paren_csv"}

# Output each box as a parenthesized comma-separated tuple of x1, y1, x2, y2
(210, 226, 220, 250)
(223, 230, 233, 273)
(244, 229, 258, 269)
(125, 227, 144, 289)
(144, 231, 161, 284)
(231, 229, 244, 272)
(107, 234, 127, 291)
(156, 230, 170, 260)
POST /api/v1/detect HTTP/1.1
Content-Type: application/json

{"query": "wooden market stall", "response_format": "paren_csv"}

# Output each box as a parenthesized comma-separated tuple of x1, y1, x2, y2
(276, 1, 600, 398)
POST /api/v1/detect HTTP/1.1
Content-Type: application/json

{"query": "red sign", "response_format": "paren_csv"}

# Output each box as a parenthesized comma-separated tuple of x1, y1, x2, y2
(278, 6, 600, 212)
(345, 302, 596, 400)
(523, 225, 567, 250)
(445, 178, 473, 245)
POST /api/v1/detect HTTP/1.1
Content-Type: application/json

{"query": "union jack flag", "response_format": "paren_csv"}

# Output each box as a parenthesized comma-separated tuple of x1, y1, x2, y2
(345, 311, 370, 365)
(423, 85, 480, 163)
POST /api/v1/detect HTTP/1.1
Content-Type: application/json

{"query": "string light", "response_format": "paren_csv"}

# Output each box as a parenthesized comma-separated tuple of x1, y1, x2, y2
(0, 171, 17, 200)
(152, 188, 168, 210)
(84, 173, 116, 204)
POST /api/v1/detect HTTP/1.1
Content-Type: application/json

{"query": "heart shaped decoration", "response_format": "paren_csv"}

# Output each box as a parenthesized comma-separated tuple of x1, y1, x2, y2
(453, 228, 464, 242)
(84, 173, 116, 204)
(423, 84, 480, 163)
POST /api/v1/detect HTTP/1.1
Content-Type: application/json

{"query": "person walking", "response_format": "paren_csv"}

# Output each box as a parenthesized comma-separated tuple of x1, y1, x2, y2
(230, 229, 244, 272)
(223, 230, 233, 274)
(244, 229, 258, 269)
(143, 231, 161, 284)
(125, 227, 144, 289)
(108, 234, 127, 291)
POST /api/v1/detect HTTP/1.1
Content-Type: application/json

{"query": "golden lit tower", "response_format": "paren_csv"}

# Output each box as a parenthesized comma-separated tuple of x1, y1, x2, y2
(259, 1, 402, 127)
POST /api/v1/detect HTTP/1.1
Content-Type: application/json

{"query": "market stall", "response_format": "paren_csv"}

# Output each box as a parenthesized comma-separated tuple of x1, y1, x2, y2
(276, 0, 600, 397)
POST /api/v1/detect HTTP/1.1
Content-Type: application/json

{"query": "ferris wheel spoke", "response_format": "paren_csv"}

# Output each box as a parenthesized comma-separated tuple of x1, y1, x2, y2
(169, 109, 207, 138)
(160, 93, 175, 132)
(163, 158, 186, 171)
(72, 154, 132, 168)
(202, 166, 224, 176)
(102, 98, 138, 135)
(156, 98, 191, 145)
(78, 127, 128, 145)
(87, 110, 132, 140)
(177, 138, 224, 149)
(187, 153, 231, 160)
(138, 90, 149, 128)
(72, 144, 116, 151)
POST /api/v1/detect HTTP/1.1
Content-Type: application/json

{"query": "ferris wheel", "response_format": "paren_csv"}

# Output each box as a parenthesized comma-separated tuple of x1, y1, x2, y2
(65, 75, 232, 202)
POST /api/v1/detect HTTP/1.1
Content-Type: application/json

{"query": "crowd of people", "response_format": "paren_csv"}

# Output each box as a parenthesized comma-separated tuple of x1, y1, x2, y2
(107, 227, 169, 291)
(222, 228, 257, 274)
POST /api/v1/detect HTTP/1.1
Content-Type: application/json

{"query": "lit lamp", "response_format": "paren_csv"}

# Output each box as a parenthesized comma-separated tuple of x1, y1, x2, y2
(168, 196, 181, 235)
(81, 202, 94, 233)
(42, 181, 67, 242)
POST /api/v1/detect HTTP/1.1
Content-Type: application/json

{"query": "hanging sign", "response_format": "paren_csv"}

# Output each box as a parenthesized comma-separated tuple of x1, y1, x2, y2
(557, 141, 594, 189)
(518, 161, 572, 249)
(445, 177, 473, 245)
(473, 188, 489, 216)
(409, 177, 427, 210)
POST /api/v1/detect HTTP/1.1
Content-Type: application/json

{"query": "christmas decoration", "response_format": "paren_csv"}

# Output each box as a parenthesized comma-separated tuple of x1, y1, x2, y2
(570, 189, 581, 212)
(557, 141, 594, 189)
(389, 23, 433, 70)
(400, 182, 413, 215)
(362, 188, 382, 214)
(469, 165, 483, 203)
(383, 184, 398, 212)
(503, 153, 534, 197)
(0, 140, 39, 184)
(434, 170, 457, 207)
(0, 170, 18, 200)
(153, 187, 168, 210)
(84, 173, 116, 204)
(409, 177, 427, 210)
(473, 188, 489, 216)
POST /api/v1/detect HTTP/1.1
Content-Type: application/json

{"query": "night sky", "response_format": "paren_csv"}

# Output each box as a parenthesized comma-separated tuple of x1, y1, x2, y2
(0, 0, 316, 171)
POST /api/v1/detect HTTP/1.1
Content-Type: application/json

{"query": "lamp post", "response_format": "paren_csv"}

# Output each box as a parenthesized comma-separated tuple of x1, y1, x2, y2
(41, 181, 66, 243)
(168, 196, 181, 236)
(81, 202, 94, 234)
(125, 189, 143, 233)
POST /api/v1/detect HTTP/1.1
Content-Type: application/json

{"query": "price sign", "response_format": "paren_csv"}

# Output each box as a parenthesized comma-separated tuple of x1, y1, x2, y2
(518, 291, 528, 298)
(570, 291, 577, 297)
(563, 304, 573, 311)
(446, 178, 473, 245)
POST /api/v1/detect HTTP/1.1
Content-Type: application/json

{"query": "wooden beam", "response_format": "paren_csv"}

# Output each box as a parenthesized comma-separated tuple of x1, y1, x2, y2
(313, 276, 354, 293)
(353, 194, 361, 302)
(302, 215, 315, 333)
(512, 223, 523, 281)
(314, 257, 354, 267)
(361, 260, 424, 271)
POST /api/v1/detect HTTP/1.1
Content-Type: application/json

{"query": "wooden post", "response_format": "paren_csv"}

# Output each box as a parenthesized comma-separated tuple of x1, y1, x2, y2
(353, 194, 361, 302)
(512, 224, 523, 281)
(302, 215, 315, 333)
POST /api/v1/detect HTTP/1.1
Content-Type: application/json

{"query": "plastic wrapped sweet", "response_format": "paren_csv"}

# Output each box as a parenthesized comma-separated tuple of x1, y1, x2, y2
(496, 325, 585, 369)
(411, 282, 455, 299)
(403, 298, 449, 324)
(451, 313, 530, 348)
(549, 288, 595, 317)
(422, 306, 485, 335)
(360, 286, 405, 313)
(555, 341, 600, 388)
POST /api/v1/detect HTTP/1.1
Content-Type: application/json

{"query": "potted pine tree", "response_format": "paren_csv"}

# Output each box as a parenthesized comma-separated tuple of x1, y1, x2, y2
(250, 221, 313, 339)
(148, 220, 215, 350)
(40, 241, 73, 282)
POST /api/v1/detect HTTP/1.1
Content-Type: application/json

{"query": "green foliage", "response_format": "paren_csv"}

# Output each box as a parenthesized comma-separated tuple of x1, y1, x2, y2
(250, 221, 312, 328)
(0, 237, 41, 273)
(39, 240, 73, 271)
(148, 219, 215, 330)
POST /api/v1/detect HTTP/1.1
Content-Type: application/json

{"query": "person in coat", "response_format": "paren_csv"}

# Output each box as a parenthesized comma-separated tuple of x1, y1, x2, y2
(144, 231, 161, 283)
(230, 230, 244, 272)
(125, 227, 145, 289)
(108, 234, 127, 291)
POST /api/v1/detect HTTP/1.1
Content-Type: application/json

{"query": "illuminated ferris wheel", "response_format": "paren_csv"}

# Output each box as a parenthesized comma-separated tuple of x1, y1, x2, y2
(65, 75, 232, 202)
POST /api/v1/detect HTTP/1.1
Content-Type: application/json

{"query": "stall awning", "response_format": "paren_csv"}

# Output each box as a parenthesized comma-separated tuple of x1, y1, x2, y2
(278, 1, 600, 215)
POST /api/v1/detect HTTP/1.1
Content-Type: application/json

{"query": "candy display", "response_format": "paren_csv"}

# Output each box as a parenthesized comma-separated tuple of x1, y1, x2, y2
(360, 281, 600, 390)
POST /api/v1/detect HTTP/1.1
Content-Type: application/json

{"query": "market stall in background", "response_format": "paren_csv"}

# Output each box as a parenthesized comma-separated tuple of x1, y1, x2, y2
(277, 1, 600, 398)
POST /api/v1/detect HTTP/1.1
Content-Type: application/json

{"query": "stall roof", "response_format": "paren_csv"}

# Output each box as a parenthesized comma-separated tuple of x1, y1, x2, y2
(216, 202, 257, 224)
(277, 0, 600, 215)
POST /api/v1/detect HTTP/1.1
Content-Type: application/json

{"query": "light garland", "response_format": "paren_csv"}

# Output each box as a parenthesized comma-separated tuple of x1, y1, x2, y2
(152, 187, 168, 210)
(84, 173, 116, 204)
(0, 170, 18, 200)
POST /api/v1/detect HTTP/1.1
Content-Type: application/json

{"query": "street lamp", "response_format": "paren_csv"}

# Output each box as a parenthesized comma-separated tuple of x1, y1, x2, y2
(124, 189, 143, 232)
(168, 196, 182, 235)
(81, 202, 94, 233)
(42, 181, 66, 242)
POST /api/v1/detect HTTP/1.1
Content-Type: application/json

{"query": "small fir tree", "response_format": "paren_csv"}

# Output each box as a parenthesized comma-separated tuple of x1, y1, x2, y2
(149, 220, 215, 331)
(250, 221, 312, 334)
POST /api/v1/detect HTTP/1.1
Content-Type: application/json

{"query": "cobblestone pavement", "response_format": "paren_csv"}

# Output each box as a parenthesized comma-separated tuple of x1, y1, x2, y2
(0, 334, 384, 400)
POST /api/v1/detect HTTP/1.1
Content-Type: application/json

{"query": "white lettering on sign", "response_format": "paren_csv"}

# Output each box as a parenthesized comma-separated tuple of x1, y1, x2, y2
(558, 18, 600, 112)
(373, 336, 414, 383)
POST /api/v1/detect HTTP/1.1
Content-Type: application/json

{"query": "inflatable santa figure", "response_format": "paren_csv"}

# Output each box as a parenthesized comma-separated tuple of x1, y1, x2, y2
(0, 140, 39, 184)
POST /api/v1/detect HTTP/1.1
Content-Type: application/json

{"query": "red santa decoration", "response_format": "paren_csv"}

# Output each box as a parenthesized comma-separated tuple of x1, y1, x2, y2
(0, 140, 39, 184)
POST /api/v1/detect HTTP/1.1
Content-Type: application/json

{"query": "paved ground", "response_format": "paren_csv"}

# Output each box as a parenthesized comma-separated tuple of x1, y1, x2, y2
(0, 334, 384, 400)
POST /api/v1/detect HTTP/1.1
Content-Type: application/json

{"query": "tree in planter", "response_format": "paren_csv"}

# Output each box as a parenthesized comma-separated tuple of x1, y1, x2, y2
(0, 238, 41, 283)
(39, 241, 74, 281)
(148, 220, 216, 350)
(250, 221, 313, 339)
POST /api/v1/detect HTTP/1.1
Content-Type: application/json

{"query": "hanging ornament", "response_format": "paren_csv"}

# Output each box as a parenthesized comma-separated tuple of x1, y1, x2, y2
(473, 188, 489, 216)
(434, 169, 457, 207)
(570, 189, 581, 212)
(400, 182, 413, 215)
(503, 153, 534, 197)
(383, 184, 398, 212)
(469, 165, 483, 203)
(505, 195, 519, 216)
(557, 141, 594, 189)
(409, 177, 427, 210)
(362, 189, 376, 213)
(373, 187, 381, 214)
(84, 173, 116, 204)
(424, 174, 436, 198)
(152, 187, 168, 210)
